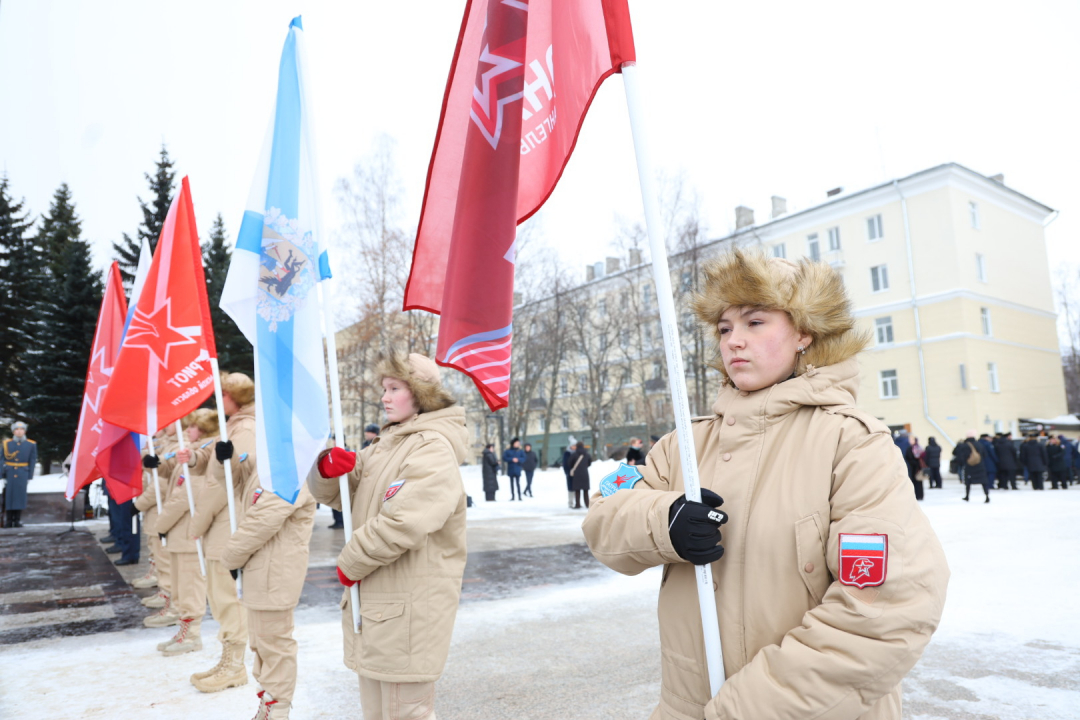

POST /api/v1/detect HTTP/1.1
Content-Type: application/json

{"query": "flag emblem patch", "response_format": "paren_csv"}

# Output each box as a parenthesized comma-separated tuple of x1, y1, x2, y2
(252, 488, 263, 505)
(600, 463, 644, 497)
(838, 533, 888, 588)
(383, 480, 405, 502)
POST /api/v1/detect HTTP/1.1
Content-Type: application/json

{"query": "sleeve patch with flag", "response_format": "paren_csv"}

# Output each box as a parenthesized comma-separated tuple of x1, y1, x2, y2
(600, 463, 644, 497)
(252, 488, 263, 505)
(383, 480, 405, 502)
(838, 533, 888, 588)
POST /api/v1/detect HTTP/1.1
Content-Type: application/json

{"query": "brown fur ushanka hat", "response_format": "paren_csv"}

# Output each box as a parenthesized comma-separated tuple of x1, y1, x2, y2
(691, 248, 870, 380)
(375, 352, 456, 414)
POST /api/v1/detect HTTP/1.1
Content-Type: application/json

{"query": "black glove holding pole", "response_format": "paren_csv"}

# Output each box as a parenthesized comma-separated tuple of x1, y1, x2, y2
(230, 569, 239, 580)
(668, 488, 728, 565)
(215, 440, 234, 463)
(142, 455, 160, 469)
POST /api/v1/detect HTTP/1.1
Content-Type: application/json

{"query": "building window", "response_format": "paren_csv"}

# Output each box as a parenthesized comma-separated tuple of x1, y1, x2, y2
(538, 415, 547, 431)
(807, 233, 821, 262)
(988, 362, 1000, 392)
(959, 363, 967, 390)
(970, 201, 980, 230)
(621, 367, 631, 386)
(981, 307, 992, 336)
(561, 413, 569, 430)
(680, 270, 692, 292)
(624, 403, 634, 423)
(875, 316, 894, 345)
(976, 253, 987, 282)
(879, 369, 899, 399)
(867, 214, 884, 241)
(643, 284, 652, 310)
(598, 298, 607, 316)
(827, 226, 841, 251)
(654, 399, 664, 417)
(579, 375, 587, 392)
(600, 334, 608, 352)
(870, 264, 889, 293)
(653, 360, 662, 380)
(600, 370, 609, 390)
(772, 243, 786, 259)
(645, 324, 653, 348)
(475, 423, 482, 440)
(581, 409, 588, 426)
(560, 376, 568, 394)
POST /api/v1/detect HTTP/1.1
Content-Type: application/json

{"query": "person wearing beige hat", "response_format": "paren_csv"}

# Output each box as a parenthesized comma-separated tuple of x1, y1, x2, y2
(310, 352, 468, 720)
(583, 249, 949, 720)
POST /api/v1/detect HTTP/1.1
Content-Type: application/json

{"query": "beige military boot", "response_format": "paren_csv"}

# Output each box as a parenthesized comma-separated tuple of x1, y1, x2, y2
(162, 618, 202, 656)
(141, 590, 168, 608)
(157, 624, 187, 651)
(192, 640, 248, 693)
(143, 594, 179, 628)
(249, 690, 268, 720)
(267, 697, 290, 719)
(132, 561, 158, 589)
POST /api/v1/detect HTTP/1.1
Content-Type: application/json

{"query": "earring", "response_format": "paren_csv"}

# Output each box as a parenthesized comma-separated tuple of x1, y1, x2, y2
(797, 346, 806, 355)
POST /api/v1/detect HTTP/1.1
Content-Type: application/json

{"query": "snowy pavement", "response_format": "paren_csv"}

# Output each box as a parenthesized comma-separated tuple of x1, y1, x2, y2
(1, 466, 1079, 718)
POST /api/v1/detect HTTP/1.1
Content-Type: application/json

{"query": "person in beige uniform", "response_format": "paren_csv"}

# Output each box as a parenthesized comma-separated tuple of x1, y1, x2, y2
(219, 401, 317, 720)
(141, 427, 182, 625)
(583, 250, 950, 720)
(188, 373, 255, 694)
(132, 429, 174, 597)
(154, 408, 219, 655)
(310, 352, 468, 720)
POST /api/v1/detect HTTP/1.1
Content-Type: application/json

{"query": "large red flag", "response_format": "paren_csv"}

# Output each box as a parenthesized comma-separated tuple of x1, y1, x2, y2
(99, 176, 217, 438)
(404, 0, 635, 409)
(66, 262, 127, 500)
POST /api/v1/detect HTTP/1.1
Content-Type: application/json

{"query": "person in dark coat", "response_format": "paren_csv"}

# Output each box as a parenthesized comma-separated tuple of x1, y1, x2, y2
(923, 437, 943, 489)
(954, 436, 991, 502)
(562, 438, 576, 509)
(994, 433, 1019, 490)
(1018, 434, 1047, 489)
(1, 422, 37, 527)
(521, 443, 538, 498)
(1046, 436, 1069, 489)
(893, 431, 922, 500)
(568, 441, 592, 509)
(503, 438, 526, 501)
(1058, 435, 1077, 487)
(482, 444, 500, 501)
(625, 437, 645, 466)
(977, 434, 998, 488)
(1068, 437, 1080, 484)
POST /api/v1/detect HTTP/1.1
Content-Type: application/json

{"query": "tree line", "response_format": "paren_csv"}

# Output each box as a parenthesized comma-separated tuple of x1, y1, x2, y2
(0, 145, 252, 472)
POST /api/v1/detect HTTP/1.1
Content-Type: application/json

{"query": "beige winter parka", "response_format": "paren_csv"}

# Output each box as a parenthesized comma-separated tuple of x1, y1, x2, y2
(155, 437, 218, 554)
(308, 405, 469, 683)
(133, 438, 177, 530)
(190, 404, 257, 562)
(582, 358, 950, 720)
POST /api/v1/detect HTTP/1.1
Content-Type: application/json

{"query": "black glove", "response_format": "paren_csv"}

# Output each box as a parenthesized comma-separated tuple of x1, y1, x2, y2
(229, 569, 239, 580)
(215, 440, 235, 463)
(142, 455, 160, 469)
(158, 533, 166, 543)
(668, 488, 728, 565)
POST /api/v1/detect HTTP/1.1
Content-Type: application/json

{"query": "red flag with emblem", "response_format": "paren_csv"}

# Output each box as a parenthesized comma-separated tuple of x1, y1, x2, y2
(99, 176, 217, 437)
(404, 0, 635, 410)
(66, 262, 127, 500)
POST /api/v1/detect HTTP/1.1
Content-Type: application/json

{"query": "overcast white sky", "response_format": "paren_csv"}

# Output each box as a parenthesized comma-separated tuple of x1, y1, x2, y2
(1, 1, 1077, 290)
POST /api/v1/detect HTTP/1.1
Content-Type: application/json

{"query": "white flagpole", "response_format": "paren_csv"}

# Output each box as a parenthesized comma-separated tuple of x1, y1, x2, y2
(621, 61, 725, 695)
(174, 419, 207, 577)
(209, 359, 242, 598)
(148, 438, 166, 548)
(316, 281, 361, 634)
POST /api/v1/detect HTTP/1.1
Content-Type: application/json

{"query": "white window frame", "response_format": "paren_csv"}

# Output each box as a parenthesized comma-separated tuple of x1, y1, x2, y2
(988, 362, 1000, 393)
(579, 375, 587, 393)
(827, 226, 841, 251)
(867, 214, 884, 241)
(980, 307, 992, 336)
(561, 413, 569, 430)
(598, 297, 607, 316)
(560, 376, 568, 395)
(870, 264, 889, 293)
(879, 369, 899, 399)
(642, 284, 652, 310)
(538, 415, 547, 431)
(653, 360, 662, 380)
(581, 409, 588, 426)
(772, 243, 786, 259)
(874, 316, 894, 345)
(807, 233, 821, 262)
(976, 253, 987, 283)
(654, 399, 664, 417)
(624, 403, 634, 424)
(969, 201, 981, 230)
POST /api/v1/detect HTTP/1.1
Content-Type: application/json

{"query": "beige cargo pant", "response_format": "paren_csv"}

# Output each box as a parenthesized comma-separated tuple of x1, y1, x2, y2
(169, 551, 206, 625)
(248, 607, 298, 705)
(205, 559, 247, 643)
(148, 523, 173, 595)
(359, 676, 436, 720)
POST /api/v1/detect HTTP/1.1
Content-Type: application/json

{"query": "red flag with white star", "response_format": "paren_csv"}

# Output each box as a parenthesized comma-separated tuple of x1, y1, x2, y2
(66, 262, 127, 500)
(404, 0, 635, 410)
(99, 176, 217, 436)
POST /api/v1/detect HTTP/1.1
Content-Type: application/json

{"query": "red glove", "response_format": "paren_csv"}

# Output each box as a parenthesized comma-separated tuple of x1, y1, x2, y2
(318, 447, 357, 478)
(337, 567, 359, 587)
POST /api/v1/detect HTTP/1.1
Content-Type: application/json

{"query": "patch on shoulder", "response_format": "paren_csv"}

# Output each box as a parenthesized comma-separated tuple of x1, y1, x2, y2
(383, 480, 405, 502)
(600, 463, 644, 497)
(252, 488, 263, 505)
(838, 533, 888, 588)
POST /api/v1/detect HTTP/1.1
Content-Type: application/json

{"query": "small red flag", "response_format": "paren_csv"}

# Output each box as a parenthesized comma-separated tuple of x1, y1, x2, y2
(404, 0, 635, 410)
(99, 176, 217, 436)
(66, 262, 127, 500)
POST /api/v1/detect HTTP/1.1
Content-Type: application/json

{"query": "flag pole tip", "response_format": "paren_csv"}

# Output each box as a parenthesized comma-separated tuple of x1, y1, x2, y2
(290, 16, 303, 30)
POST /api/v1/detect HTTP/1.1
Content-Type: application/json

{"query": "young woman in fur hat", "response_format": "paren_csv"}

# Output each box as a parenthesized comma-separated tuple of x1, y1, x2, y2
(310, 352, 469, 720)
(583, 249, 949, 720)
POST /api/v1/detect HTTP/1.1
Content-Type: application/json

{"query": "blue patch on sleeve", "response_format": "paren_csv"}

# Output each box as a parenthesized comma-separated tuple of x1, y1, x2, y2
(201, 441, 214, 449)
(600, 463, 644, 497)
(163, 452, 176, 460)
(239, 453, 249, 463)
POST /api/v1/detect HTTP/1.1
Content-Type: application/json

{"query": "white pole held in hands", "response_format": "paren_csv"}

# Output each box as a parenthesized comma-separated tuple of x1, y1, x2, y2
(317, 281, 361, 633)
(621, 61, 725, 695)
(148, 438, 166, 548)
(210, 358, 242, 598)
(174, 420, 207, 578)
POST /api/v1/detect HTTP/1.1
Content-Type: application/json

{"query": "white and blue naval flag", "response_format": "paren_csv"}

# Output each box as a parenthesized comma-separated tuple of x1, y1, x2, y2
(220, 16, 331, 504)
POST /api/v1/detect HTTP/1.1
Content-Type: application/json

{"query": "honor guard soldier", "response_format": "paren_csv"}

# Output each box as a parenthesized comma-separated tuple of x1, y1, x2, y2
(2, 421, 37, 527)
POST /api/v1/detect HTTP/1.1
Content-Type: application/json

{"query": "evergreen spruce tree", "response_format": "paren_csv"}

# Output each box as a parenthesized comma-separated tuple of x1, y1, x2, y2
(203, 214, 254, 375)
(0, 176, 38, 421)
(114, 144, 176, 286)
(25, 185, 102, 471)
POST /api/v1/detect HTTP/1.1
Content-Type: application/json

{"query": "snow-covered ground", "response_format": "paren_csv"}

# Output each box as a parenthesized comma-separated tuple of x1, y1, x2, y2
(2, 469, 1078, 719)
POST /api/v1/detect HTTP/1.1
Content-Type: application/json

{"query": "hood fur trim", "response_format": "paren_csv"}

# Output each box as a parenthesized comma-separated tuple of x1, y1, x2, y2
(691, 248, 870, 381)
(375, 352, 456, 414)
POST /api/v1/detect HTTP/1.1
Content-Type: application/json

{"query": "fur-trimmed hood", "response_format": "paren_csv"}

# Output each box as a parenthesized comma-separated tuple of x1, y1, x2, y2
(375, 352, 456, 415)
(691, 248, 870, 382)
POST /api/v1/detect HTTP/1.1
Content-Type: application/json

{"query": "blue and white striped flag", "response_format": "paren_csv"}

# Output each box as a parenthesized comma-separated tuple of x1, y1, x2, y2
(220, 16, 331, 503)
